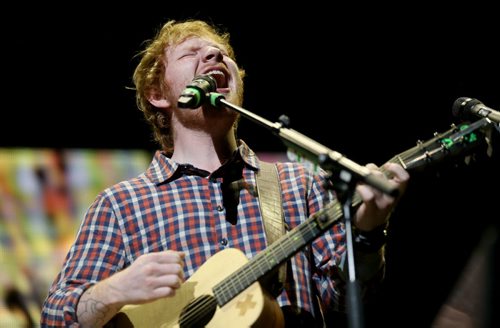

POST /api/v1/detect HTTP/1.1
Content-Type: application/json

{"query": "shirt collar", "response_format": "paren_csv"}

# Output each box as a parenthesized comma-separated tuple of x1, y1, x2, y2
(145, 139, 261, 185)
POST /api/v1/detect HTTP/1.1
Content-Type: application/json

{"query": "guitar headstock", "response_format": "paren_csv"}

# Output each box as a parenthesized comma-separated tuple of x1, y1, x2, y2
(286, 117, 496, 178)
(391, 118, 494, 173)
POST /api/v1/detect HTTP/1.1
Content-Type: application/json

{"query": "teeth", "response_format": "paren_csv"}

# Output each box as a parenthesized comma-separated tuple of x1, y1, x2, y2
(204, 70, 227, 88)
(206, 70, 225, 76)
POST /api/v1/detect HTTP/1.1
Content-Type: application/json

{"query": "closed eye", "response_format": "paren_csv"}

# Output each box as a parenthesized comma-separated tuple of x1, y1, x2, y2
(178, 52, 197, 59)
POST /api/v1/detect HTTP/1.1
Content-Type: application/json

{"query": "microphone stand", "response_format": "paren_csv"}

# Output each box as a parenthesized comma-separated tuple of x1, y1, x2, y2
(208, 93, 398, 197)
(208, 93, 397, 328)
(340, 188, 365, 328)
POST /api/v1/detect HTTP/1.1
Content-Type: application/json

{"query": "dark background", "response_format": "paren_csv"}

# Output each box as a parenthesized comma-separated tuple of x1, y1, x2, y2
(2, 3, 499, 327)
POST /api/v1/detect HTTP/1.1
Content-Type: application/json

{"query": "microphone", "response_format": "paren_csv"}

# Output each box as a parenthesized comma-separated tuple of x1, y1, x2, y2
(452, 97, 500, 124)
(178, 75, 217, 109)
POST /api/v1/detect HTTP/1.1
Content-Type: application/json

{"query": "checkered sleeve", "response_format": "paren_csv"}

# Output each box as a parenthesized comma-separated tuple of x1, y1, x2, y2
(40, 192, 127, 327)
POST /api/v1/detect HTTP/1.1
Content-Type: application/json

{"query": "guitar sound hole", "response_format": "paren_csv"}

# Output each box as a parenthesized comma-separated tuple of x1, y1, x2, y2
(179, 294, 217, 328)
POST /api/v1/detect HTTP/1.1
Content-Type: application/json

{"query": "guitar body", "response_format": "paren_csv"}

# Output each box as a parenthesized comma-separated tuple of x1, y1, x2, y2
(110, 248, 283, 328)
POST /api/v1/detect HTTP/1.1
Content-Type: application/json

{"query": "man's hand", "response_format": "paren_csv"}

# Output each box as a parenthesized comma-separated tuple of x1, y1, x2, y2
(354, 163, 409, 231)
(77, 250, 184, 327)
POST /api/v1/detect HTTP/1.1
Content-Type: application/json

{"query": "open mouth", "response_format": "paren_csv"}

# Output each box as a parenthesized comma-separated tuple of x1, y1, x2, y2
(204, 69, 229, 92)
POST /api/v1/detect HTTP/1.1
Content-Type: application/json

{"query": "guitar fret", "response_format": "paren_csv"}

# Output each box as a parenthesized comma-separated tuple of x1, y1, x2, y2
(302, 219, 319, 242)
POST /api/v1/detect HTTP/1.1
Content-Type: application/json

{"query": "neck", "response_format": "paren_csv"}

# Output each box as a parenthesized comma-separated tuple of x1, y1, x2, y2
(171, 126, 238, 172)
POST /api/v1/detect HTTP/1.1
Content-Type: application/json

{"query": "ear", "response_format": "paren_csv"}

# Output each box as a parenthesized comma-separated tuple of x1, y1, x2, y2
(147, 87, 171, 109)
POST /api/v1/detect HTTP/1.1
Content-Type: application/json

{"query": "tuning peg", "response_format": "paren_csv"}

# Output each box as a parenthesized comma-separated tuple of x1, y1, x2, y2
(279, 115, 290, 128)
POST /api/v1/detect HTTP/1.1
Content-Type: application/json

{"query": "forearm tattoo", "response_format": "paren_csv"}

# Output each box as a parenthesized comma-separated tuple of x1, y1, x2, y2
(78, 286, 111, 326)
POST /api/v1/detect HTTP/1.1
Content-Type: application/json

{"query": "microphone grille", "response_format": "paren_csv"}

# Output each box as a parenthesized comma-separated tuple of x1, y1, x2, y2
(452, 97, 481, 118)
(196, 74, 217, 91)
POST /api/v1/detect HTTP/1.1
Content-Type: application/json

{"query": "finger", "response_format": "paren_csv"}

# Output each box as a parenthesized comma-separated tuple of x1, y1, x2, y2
(162, 251, 185, 264)
(365, 163, 380, 171)
(147, 251, 185, 264)
(356, 184, 378, 203)
(358, 164, 384, 200)
(152, 264, 185, 281)
(156, 274, 183, 290)
(365, 163, 388, 182)
(152, 286, 176, 298)
(383, 163, 410, 183)
(157, 263, 184, 276)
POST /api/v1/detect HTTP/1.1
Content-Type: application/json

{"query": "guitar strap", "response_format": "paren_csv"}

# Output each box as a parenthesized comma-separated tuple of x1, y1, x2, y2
(255, 160, 287, 296)
(256, 162, 327, 326)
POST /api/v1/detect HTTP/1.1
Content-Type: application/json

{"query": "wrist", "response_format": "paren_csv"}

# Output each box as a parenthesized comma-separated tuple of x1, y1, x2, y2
(353, 223, 388, 253)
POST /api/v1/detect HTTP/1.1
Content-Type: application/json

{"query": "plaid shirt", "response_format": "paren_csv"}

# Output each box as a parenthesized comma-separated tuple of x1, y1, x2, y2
(41, 140, 382, 326)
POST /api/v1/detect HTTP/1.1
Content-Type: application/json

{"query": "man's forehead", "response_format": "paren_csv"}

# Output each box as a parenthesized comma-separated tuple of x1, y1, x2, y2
(168, 37, 226, 53)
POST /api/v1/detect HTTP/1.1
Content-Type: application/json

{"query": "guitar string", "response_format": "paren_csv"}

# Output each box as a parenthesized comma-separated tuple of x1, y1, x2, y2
(179, 295, 217, 327)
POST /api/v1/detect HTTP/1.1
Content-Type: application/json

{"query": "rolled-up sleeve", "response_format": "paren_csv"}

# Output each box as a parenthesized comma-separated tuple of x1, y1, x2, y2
(41, 193, 126, 327)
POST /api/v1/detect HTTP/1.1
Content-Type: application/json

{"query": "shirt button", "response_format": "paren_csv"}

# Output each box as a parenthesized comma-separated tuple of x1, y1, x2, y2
(220, 238, 228, 246)
(217, 205, 224, 212)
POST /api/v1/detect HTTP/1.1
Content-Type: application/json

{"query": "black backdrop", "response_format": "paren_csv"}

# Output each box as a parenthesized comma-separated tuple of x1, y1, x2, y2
(2, 4, 499, 327)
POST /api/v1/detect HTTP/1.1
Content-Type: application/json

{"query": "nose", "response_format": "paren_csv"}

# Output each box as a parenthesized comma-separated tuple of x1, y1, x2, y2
(202, 46, 223, 63)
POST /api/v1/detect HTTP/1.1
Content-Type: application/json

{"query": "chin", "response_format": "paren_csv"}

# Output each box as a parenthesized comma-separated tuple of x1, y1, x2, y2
(226, 92, 243, 107)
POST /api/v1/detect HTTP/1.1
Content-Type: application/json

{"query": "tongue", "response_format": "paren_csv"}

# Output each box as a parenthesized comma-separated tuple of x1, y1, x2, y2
(209, 73, 227, 88)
